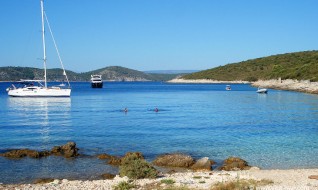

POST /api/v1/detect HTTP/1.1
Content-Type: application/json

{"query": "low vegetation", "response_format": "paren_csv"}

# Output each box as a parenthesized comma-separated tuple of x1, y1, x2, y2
(119, 152, 158, 179)
(210, 179, 273, 190)
(113, 181, 135, 190)
(161, 179, 176, 185)
(182, 50, 318, 82)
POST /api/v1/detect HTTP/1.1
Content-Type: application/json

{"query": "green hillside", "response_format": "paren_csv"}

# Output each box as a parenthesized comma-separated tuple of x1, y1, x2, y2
(182, 50, 318, 82)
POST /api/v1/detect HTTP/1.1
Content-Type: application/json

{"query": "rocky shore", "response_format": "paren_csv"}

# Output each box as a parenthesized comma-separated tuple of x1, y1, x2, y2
(1, 143, 318, 189)
(168, 78, 318, 95)
(252, 79, 318, 94)
(1, 169, 318, 190)
(168, 78, 250, 84)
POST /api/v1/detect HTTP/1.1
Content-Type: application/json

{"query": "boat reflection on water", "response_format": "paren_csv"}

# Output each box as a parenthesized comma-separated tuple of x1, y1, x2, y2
(7, 97, 71, 149)
(7, 97, 71, 113)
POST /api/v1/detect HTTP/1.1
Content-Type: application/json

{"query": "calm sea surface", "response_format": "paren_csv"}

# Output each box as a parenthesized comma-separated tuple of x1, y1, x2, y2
(0, 82, 318, 183)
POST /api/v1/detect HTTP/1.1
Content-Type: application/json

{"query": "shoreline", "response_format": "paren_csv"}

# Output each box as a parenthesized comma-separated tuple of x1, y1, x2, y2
(1, 168, 317, 189)
(252, 79, 318, 94)
(168, 78, 318, 94)
(168, 78, 250, 84)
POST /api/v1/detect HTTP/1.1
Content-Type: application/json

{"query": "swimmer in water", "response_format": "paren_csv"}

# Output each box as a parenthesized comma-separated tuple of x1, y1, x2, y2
(124, 108, 128, 112)
(154, 108, 159, 112)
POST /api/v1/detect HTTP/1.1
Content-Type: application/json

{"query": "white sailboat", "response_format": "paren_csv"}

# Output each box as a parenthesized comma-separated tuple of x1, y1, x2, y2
(7, 0, 71, 97)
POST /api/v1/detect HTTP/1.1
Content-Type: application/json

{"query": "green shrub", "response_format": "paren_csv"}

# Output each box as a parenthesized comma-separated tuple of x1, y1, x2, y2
(113, 181, 135, 190)
(161, 178, 175, 185)
(119, 152, 158, 179)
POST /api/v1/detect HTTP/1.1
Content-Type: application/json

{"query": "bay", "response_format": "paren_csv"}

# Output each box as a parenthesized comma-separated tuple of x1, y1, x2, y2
(0, 82, 318, 184)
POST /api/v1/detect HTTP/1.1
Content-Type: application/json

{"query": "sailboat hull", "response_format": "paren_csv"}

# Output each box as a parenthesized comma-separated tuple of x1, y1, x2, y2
(8, 87, 71, 97)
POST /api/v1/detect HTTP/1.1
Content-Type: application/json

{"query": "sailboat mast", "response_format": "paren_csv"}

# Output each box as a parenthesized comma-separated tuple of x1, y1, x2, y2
(40, 0, 47, 88)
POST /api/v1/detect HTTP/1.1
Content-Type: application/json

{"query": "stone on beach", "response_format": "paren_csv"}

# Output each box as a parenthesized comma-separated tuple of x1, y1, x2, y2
(152, 153, 195, 168)
(191, 157, 214, 171)
(218, 156, 251, 171)
(308, 175, 318, 180)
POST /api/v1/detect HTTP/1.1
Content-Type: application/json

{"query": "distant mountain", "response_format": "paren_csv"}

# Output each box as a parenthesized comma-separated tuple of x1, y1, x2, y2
(0, 66, 81, 82)
(182, 50, 318, 82)
(82, 66, 151, 81)
(0, 66, 180, 82)
(83, 66, 188, 81)
(5, 50, 316, 82)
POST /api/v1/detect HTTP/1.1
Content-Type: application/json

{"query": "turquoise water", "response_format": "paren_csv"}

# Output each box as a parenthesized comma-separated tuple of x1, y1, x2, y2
(0, 82, 318, 183)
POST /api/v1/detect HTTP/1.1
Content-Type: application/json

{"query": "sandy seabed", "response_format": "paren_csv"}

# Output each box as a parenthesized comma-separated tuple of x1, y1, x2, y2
(1, 168, 318, 190)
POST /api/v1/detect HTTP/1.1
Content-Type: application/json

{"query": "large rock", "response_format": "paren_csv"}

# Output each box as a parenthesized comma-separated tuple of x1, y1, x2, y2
(153, 153, 195, 168)
(191, 157, 214, 171)
(218, 157, 251, 171)
(51, 142, 79, 158)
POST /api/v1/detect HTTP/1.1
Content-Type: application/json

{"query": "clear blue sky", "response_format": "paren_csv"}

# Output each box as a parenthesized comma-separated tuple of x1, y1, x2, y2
(1, 0, 318, 72)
